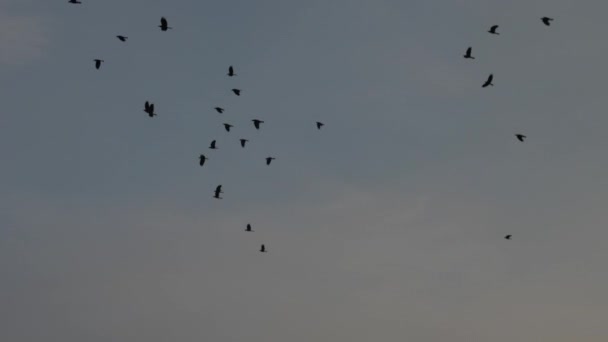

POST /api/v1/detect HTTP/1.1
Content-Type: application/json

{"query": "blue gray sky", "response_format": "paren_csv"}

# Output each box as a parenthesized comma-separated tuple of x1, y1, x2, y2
(2, 0, 608, 341)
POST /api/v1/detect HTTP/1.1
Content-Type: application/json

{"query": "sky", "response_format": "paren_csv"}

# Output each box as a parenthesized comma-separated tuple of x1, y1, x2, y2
(1, 0, 608, 341)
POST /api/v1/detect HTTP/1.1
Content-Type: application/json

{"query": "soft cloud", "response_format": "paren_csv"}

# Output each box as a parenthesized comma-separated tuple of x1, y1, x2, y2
(0, 10, 49, 66)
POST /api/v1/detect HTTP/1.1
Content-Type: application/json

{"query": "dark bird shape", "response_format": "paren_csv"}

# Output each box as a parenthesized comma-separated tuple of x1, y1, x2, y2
(488, 25, 500, 35)
(239, 139, 248, 148)
(464, 47, 475, 59)
(541, 17, 554, 26)
(214, 107, 224, 114)
(94, 59, 104, 70)
(213, 185, 223, 199)
(209, 140, 217, 149)
(159, 17, 172, 31)
(228, 66, 236, 77)
(199, 154, 207, 166)
(68, 0, 82, 4)
(116, 35, 128, 42)
(265, 157, 275, 165)
(515, 134, 526, 142)
(504, 235, 512, 240)
(260, 244, 267, 253)
(482, 74, 494, 87)
(252, 119, 264, 130)
(143, 101, 157, 117)
(316, 121, 324, 130)
(232, 89, 241, 96)
(246, 224, 253, 232)
(223, 123, 233, 132)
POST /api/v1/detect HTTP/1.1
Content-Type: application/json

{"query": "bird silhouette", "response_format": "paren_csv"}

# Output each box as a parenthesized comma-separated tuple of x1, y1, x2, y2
(246, 224, 253, 232)
(116, 35, 128, 42)
(464, 47, 475, 59)
(482, 74, 494, 87)
(209, 140, 217, 149)
(252, 119, 264, 130)
(515, 134, 526, 142)
(260, 244, 267, 253)
(240, 139, 248, 148)
(265, 157, 275, 165)
(159, 17, 172, 31)
(68, 0, 82, 4)
(228, 66, 236, 77)
(214, 107, 224, 114)
(232, 89, 241, 96)
(541, 17, 554, 26)
(488, 25, 500, 34)
(213, 185, 223, 199)
(199, 155, 207, 166)
(223, 123, 233, 132)
(94, 59, 104, 70)
(316, 122, 324, 130)
(504, 235, 512, 240)
(144, 101, 157, 117)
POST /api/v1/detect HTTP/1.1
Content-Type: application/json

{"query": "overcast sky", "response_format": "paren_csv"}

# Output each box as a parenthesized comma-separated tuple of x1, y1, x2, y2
(1, 0, 608, 341)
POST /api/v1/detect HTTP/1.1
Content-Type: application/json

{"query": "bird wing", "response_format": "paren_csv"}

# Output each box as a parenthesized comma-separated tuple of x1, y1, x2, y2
(150, 104, 155, 112)
(466, 47, 472, 55)
(145, 101, 150, 110)
(161, 17, 168, 26)
(229, 66, 234, 74)
(491, 25, 498, 30)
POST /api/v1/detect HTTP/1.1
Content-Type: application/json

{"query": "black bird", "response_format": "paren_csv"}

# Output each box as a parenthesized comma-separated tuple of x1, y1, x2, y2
(213, 185, 223, 199)
(94, 59, 104, 70)
(159, 17, 172, 31)
(68, 0, 82, 3)
(228, 66, 236, 77)
(240, 139, 248, 148)
(144, 101, 157, 117)
(252, 119, 264, 130)
(246, 224, 253, 232)
(223, 123, 233, 132)
(482, 74, 494, 87)
(232, 89, 241, 96)
(488, 25, 500, 35)
(214, 107, 224, 114)
(515, 134, 526, 142)
(541, 17, 554, 26)
(260, 244, 267, 253)
(316, 122, 324, 130)
(199, 155, 207, 166)
(265, 157, 275, 165)
(116, 35, 128, 42)
(209, 140, 217, 149)
(504, 235, 512, 240)
(464, 47, 475, 59)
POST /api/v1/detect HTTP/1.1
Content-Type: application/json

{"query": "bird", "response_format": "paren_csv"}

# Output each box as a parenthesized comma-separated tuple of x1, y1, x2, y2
(504, 235, 512, 240)
(209, 140, 217, 149)
(232, 89, 241, 96)
(239, 139, 248, 148)
(68, 0, 82, 4)
(515, 134, 526, 142)
(223, 123, 233, 132)
(252, 119, 264, 130)
(464, 47, 475, 59)
(227, 66, 236, 77)
(488, 25, 500, 35)
(199, 155, 207, 166)
(246, 224, 253, 232)
(214, 107, 224, 114)
(159, 17, 172, 31)
(116, 35, 128, 42)
(94, 59, 104, 70)
(143, 101, 157, 117)
(316, 122, 324, 130)
(260, 244, 267, 253)
(541, 17, 554, 26)
(265, 157, 275, 165)
(213, 185, 223, 199)
(482, 74, 494, 87)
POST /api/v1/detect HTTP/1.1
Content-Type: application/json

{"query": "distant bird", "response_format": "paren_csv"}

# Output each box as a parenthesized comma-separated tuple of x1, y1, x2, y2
(214, 107, 224, 114)
(515, 134, 526, 142)
(488, 25, 500, 35)
(239, 139, 248, 148)
(246, 224, 253, 232)
(464, 47, 475, 59)
(223, 123, 233, 132)
(94, 59, 104, 70)
(541, 17, 554, 26)
(482, 74, 494, 87)
(316, 121, 324, 130)
(265, 157, 275, 165)
(144, 101, 157, 117)
(504, 235, 512, 240)
(209, 140, 217, 149)
(252, 119, 264, 130)
(213, 185, 223, 199)
(232, 89, 241, 96)
(68, 0, 82, 4)
(228, 66, 236, 77)
(199, 155, 207, 166)
(260, 244, 267, 253)
(116, 35, 128, 42)
(159, 17, 172, 31)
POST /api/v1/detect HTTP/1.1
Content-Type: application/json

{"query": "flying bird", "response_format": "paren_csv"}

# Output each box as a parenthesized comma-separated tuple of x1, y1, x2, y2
(94, 59, 104, 70)
(239, 139, 248, 148)
(223, 123, 233, 132)
(541, 17, 554, 26)
(159, 17, 172, 31)
(209, 140, 217, 149)
(213, 185, 223, 199)
(68, 0, 82, 4)
(232, 89, 241, 96)
(252, 119, 264, 130)
(265, 157, 275, 165)
(246, 224, 253, 232)
(488, 25, 500, 35)
(116, 35, 128, 42)
(316, 122, 325, 130)
(504, 235, 512, 240)
(482, 74, 494, 87)
(199, 155, 207, 166)
(228, 66, 236, 77)
(464, 47, 475, 59)
(515, 134, 526, 142)
(260, 244, 267, 253)
(143, 101, 157, 117)
(214, 107, 224, 114)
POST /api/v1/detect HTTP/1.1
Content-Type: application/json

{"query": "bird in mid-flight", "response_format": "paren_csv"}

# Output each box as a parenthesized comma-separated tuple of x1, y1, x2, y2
(199, 155, 207, 166)
(265, 157, 275, 165)
(116, 35, 128, 42)
(68, 0, 82, 4)
(482, 74, 494, 87)
(515, 134, 526, 142)
(504, 235, 512, 240)
(228, 66, 236, 77)
(143, 101, 157, 117)
(246, 224, 253, 232)
(488, 25, 499, 35)
(159, 17, 172, 31)
(94, 59, 104, 70)
(240, 139, 248, 148)
(214, 107, 224, 114)
(464, 47, 475, 59)
(260, 244, 267, 253)
(213, 185, 223, 199)
(252, 119, 264, 130)
(209, 140, 217, 149)
(223, 123, 233, 132)
(541, 17, 554, 26)
(232, 89, 241, 96)
(316, 122, 324, 130)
